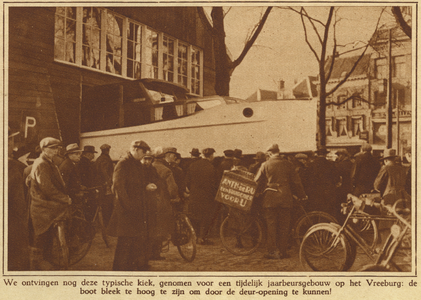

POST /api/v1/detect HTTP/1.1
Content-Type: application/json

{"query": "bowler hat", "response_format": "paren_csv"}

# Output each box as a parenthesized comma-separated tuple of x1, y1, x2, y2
(65, 143, 82, 155)
(253, 151, 266, 160)
(381, 148, 398, 160)
(131, 140, 150, 150)
(40, 137, 61, 149)
(233, 149, 243, 159)
(190, 148, 201, 157)
(224, 150, 234, 157)
(202, 148, 216, 157)
(83, 145, 98, 153)
(267, 144, 280, 153)
(100, 144, 111, 150)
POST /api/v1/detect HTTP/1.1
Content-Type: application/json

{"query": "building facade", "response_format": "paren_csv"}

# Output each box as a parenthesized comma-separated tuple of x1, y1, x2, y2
(8, 6, 216, 156)
(323, 26, 412, 157)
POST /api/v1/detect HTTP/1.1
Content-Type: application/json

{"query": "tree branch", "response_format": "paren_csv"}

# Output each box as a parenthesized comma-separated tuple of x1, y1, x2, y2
(300, 8, 320, 62)
(231, 7, 273, 69)
(392, 7, 411, 39)
(196, 7, 217, 36)
(287, 7, 326, 26)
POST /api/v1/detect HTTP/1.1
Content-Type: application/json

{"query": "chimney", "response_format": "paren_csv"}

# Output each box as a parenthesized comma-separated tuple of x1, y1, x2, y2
(277, 79, 285, 99)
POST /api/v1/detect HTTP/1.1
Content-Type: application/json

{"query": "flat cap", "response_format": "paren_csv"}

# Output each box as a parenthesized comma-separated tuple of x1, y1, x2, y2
(40, 137, 61, 149)
(163, 147, 179, 155)
(233, 149, 243, 159)
(202, 148, 216, 157)
(253, 151, 266, 160)
(131, 140, 150, 150)
(295, 153, 308, 159)
(65, 143, 82, 154)
(100, 144, 111, 150)
(224, 150, 234, 157)
(190, 148, 201, 157)
(267, 143, 280, 153)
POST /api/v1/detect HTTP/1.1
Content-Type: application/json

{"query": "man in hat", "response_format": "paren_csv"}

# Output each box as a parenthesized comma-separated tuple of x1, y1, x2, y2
(108, 140, 156, 271)
(306, 145, 340, 217)
(374, 149, 410, 206)
(29, 137, 71, 270)
(249, 151, 267, 175)
(94, 144, 115, 227)
(79, 145, 98, 221)
(232, 148, 247, 170)
(59, 143, 84, 203)
(8, 128, 30, 270)
(216, 149, 234, 182)
(351, 142, 380, 196)
(255, 143, 307, 259)
(151, 147, 179, 260)
(186, 148, 218, 245)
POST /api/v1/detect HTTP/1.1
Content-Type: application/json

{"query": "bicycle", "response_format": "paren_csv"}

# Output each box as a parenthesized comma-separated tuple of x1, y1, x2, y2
(45, 186, 108, 269)
(299, 193, 411, 272)
(161, 203, 197, 262)
(219, 189, 337, 256)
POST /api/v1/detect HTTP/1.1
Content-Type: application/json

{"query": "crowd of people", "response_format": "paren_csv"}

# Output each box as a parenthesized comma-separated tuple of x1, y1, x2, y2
(8, 127, 411, 270)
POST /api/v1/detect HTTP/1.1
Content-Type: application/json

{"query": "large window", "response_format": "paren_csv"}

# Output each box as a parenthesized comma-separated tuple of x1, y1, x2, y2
(54, 7, 203, 95)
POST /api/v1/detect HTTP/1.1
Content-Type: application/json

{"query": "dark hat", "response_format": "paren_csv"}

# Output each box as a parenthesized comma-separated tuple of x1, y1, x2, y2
(65, 143, 82, 155)
(233, 149, 243, 159)
(224, 150, 234, 157)
(295, 153, 308, 160)
(316, 145, 329, 154)
(202, 148, 216, 157)
(253, 151, 266, 160)
(336, 149, 350, 157)
(381, 148, 398, 160)
(83, 145, 98, 153)
(190, 148, 201, 157)
(163, 147, 179, 155)
(267, 144, 280, 153)
(100, 144, 111, 150)
(131, 140, 150, 150)
(40, 137, 61, 149)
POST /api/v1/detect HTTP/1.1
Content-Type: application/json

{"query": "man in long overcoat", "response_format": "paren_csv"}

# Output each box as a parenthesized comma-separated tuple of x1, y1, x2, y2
(255, 144, 307, 259)
(59, 143, 83, 202)
(94, 144, 115, 226)
(107, 140, 156, 271)
(186, 148, 218, 245)
(29, 137, 72, 270)
(351, 143, 380, 196)
(306, 146, 341, 217)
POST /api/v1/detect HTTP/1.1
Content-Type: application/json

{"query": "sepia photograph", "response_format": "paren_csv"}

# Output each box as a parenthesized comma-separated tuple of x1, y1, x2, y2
(2, 1, 418, 299)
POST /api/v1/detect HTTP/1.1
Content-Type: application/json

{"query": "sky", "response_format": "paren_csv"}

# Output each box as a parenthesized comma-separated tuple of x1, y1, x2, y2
(213, 6, 397, 99)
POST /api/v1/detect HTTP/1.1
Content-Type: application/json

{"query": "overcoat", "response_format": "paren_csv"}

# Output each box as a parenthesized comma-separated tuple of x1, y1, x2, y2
(351, 151, 380, 196)
(94, 153, 114, 188)
(59, 157, 82, 199)
(107, 153, 148, 237)
(186, 158, 218, 222)
(29, 153, 70, 236)
(374, 163, 410, 205)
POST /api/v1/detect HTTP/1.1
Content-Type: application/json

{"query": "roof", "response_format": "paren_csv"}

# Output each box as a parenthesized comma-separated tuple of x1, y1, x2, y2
(292, 76, 318, 99)
(246, 89, 278, 102)
(324, 54, 371, 80)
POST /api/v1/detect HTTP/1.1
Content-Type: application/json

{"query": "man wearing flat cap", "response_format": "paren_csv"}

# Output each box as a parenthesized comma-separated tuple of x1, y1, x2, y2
(249, 151, 267, 175)
(186, 148, 218, 245)
(108, 140, 157, 271)
(59, 143, 83, 203)
(255, 143, 307, 259)
(351, 142, 380, 196)
(94, 144, 115, 226)
(29, 137, 71, 270)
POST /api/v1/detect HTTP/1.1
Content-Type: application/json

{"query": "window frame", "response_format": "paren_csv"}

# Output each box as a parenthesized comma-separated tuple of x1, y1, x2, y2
(54, 7, 204, 96)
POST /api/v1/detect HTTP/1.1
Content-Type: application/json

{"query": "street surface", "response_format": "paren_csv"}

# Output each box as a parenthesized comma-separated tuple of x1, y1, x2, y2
(68, 232, 372, 272)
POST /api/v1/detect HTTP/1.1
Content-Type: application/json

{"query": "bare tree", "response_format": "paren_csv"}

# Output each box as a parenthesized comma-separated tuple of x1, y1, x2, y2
(289, 7, 384, 147)
(197, 7, 272, 96)
(391, 6, 411, 39)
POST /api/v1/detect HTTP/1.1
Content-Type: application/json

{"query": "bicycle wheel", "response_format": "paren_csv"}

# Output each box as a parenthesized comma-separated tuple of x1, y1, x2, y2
(293, 211, 338, 246)
(220, 211, 263, 256)
(175, 214, 197, 262)
(300, 223, 351, 271)
(46, 217, 94, 268)
(348, 215, 378, 249)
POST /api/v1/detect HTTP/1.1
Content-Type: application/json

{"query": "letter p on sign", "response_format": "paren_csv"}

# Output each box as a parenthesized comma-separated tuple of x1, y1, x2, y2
(25, 116, 36, 139)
